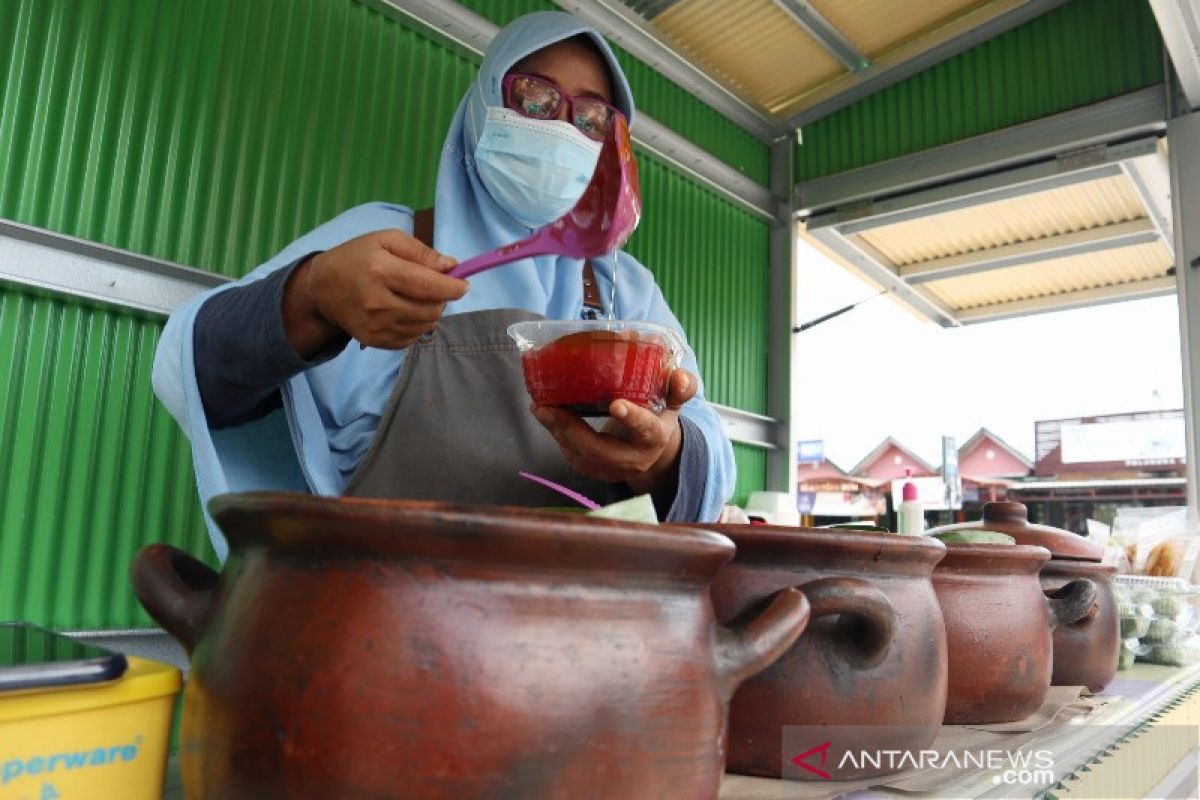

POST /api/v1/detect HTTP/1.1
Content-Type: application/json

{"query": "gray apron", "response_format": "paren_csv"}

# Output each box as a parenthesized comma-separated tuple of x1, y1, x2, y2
(343, 306, 613, 507)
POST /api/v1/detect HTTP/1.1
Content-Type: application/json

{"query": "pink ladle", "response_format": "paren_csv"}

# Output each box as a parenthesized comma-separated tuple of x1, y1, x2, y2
(447, 114, 642, 280)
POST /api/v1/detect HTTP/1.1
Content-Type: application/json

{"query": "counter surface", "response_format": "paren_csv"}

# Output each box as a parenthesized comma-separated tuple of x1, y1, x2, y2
(161, 662, 1200, 799)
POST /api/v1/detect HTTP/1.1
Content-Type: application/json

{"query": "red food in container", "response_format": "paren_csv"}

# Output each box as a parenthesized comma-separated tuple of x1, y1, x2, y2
(508, 320, 685, 415)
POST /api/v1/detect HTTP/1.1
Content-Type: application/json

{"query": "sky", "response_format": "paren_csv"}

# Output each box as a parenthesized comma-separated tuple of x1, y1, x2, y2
(791, 238, 1185, 470)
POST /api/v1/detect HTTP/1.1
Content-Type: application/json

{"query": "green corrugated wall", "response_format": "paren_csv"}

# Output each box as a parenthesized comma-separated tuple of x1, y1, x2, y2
(796, 0, 1165, 181)
(0, 290, 212, 628)
(624, 160, 767, 412)
(0, 0, 770, 628)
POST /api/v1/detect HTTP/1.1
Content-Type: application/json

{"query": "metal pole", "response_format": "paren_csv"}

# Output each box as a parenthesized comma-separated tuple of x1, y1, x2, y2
(766, 136, 797, 494)
(1168, 111, 1200, 523)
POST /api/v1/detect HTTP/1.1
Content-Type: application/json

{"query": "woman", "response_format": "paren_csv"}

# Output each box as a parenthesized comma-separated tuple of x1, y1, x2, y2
(153, 11, 735, 559)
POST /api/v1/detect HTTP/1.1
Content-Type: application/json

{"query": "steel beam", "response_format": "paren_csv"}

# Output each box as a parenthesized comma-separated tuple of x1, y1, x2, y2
(803, 224, 960, 327)
(765, 136, 795, 492)
(808, 138, 1158, 235)
(623, 0, 683, 19)
(1009, 477, 1186, 490)
(954, 276, 1177, 324)
(4, 219, 784, 449)
(796, 87, 1169, 215)
(771, 0, 868, 73)
(786, 0, 1071, 127)
(367, 0, 496, 60)
(900, 219, 1161, 284)
(1149, 0, 1200, 110)
(633, 116, 778, 221)
(550, 0, 780, 140)
(709, 403, 779, 451)
(1168, 112, 1200, 522)
(377, 0, 779, 220)
(0, 218, 227, 316)
(1121, 140, 1176, 249)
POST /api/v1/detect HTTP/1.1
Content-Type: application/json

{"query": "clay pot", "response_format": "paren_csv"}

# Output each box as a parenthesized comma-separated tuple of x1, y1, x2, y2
(1039, 560, 1118, 690)
(131, 493, 810, 800)
(704, 525, 948, 780)
(932, 543, 1098, 724)
(928, 502, 1119, 691)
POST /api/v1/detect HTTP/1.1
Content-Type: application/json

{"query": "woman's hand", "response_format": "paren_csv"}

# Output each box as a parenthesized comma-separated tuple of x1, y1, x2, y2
(283, 230, 468, 357)
(532, 368, 698, 501)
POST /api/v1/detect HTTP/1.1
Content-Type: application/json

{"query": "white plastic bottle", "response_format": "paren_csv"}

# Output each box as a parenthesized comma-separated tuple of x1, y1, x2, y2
(897, 469, 924, 535)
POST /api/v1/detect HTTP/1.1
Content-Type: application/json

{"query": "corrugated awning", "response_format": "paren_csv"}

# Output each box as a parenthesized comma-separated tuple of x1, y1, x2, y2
(798, 107, 1174, 325)
(591, 0, 1180, 325)
(623, 0, 1053, 124)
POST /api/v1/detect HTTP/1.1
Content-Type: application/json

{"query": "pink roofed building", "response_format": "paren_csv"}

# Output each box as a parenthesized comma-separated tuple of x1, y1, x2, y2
(958, 428, 1032, 480)
(851, 438, 937, 483)
(796, 458, 848, 482)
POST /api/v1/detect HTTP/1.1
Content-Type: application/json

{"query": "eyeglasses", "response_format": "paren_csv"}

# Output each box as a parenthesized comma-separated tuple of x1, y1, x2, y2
(502, 72, 624, 142)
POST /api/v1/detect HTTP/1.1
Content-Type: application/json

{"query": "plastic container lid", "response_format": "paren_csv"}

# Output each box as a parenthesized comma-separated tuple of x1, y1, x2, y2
(925, 501, 1103, 561)
(508, 319, 687, 354)
(508, 319, 686, 415)
(902, 468, 917, 502)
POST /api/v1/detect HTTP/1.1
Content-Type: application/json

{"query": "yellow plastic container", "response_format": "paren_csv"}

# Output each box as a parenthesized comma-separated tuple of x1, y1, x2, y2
(0, 656, 181, 800)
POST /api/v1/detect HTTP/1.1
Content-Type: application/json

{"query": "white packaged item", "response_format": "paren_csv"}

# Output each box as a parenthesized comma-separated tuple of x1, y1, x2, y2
(745, 491, 800, 527)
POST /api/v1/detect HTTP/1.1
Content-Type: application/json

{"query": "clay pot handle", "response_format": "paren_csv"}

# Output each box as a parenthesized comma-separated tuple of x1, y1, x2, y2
(1045, 578, 1099, 630)
(130, 544, 219, 654)
(715, 588, 810, 696)
(800, 576, 896, 670)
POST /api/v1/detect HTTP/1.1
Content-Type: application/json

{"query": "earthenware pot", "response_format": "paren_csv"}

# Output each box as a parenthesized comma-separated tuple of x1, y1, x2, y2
(705, 525, 948, 780)
(931, 542, 1098, 724)
(132, 493, 810, 800)
(928, 501, 1118, 691)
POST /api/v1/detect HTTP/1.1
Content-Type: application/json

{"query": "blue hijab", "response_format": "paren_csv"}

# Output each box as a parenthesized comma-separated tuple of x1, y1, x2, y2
(153, 11, 735, 560)
(431, 11, 635, 309)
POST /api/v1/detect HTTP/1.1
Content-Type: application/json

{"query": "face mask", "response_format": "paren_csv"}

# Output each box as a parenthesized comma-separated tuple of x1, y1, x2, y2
(474, 106, 602, 228)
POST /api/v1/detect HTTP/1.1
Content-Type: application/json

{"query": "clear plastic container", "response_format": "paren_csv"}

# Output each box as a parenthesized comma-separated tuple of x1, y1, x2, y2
(1119, 604, 1154, 639)
(1120, 636, 1152, 670)
(1143, 635, 1200, 667)
(1113, 574, 1196, 594)
(1113, 574, 1199, 623)
(1144, 611, 1199, 644)
(508, 320, 686, 415)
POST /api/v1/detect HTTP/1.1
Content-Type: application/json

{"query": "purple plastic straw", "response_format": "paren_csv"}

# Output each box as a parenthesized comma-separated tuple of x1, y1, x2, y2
(518, 471, 602, 510)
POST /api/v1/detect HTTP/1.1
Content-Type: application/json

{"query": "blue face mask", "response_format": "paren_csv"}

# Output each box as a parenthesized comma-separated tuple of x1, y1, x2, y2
(475, 107, 602, 228)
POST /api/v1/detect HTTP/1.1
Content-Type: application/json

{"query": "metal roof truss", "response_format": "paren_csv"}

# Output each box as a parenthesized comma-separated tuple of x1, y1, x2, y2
(1149, 0, 1200, 111)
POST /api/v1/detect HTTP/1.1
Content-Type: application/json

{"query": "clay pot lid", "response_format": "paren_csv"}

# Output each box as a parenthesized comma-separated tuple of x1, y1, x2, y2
(925, 501, 1103, 561)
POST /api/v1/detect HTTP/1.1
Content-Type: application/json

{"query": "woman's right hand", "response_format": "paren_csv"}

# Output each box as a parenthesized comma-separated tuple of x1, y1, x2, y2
(283, 229, 468, 357)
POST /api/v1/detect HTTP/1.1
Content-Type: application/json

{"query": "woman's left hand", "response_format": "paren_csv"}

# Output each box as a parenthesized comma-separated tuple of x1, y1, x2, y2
(531, 368, 698, 495)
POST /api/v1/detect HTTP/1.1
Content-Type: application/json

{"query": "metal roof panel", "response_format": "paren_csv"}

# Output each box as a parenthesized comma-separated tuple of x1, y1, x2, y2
(809, 0, 989, 59)
(922, 240, 1173, 310)
(653, 0, 844, 112)
(855, 173, 1147, 266)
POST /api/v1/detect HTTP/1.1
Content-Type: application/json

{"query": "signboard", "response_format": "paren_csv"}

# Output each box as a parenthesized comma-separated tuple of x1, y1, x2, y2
(809, 492, 885, 518)
(1060, 417, 1186, 465)
(796, 491, 816, 514)
(1034, 410, 1185, 475)
(942, 435, 962, 510)
(796, 440, 824, 464)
